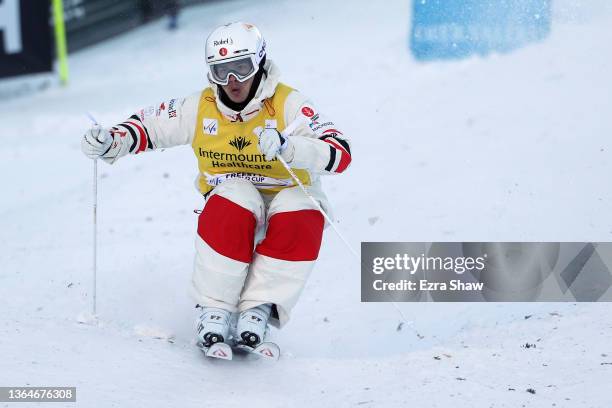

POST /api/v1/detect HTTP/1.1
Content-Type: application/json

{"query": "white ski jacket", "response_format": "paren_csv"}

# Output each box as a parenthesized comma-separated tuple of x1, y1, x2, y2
(101, 60, 352, 190)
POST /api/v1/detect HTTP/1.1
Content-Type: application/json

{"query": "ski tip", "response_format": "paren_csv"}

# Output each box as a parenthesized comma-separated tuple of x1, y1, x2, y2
(252, 342, 280, 361)
(203, 342, 233, 360)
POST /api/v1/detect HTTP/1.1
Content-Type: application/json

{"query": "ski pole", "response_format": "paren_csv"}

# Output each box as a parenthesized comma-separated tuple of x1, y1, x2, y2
(86, 112, 99, 316)
(276, 119, 414, 332)
(278, 152, 411, 329)
(275, 154, 359, 259)
(93, 159, 98, 316)
(276, 119, 359, 258)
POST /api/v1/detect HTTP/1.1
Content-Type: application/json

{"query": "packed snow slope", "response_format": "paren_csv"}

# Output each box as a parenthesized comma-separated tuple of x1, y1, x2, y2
(1, 0, 611, 407)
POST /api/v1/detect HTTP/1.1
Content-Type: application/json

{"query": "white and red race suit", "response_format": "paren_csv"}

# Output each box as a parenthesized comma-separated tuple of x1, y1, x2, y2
(100, 60, 351, 327)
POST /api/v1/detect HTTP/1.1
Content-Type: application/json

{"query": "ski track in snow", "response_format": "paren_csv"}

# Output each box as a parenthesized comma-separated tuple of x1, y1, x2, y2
(1, 0, 611, 406)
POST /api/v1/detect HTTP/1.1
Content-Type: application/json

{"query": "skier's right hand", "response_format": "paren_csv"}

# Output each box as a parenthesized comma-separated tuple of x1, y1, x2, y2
(81, 125, 112, 159)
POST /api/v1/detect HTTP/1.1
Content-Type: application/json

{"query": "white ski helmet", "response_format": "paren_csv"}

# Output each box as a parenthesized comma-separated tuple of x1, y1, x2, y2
(205, 22, 266, 85)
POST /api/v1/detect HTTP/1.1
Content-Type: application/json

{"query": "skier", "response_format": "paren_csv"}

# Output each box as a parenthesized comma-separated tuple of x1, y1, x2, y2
(81, 22, 352, 356)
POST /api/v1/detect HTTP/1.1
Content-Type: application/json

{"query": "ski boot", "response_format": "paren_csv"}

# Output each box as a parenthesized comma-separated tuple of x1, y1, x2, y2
(195, 306, 231, 349)
(234, 304, 280, 360)
(236, 303, 271, 347)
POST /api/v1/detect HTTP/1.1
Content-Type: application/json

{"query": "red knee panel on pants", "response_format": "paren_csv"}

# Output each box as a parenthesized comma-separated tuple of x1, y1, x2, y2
(197, 194, 256, 263)
(256, 210, 324, 261)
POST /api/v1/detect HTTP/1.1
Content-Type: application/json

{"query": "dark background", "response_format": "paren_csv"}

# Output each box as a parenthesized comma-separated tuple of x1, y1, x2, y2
(0, 0, 211, 79)
(0, 0, 52, 78)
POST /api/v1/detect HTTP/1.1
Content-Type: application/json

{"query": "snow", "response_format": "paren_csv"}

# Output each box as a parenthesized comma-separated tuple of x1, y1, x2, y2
(1, 0, 611, 406)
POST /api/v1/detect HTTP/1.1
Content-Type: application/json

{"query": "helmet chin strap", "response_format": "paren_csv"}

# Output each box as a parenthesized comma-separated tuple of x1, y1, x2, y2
(218, 56, 267, 112)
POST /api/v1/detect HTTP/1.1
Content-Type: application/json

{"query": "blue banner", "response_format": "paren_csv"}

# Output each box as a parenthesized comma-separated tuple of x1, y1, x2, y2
(410, 0, 552, 61)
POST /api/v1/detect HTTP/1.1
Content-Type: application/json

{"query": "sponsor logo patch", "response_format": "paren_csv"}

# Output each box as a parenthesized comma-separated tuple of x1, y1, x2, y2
(168, 99, 177, 118)
(156, 102, 166, 117)
(301, 106, 315, 117)
(204, 172, 293, 189)
(213, 38, 233, 46)
(311, 121, 334, 132)
(265, 119, 277, 129)
(203, 118, 218, 135)
(229, 136, 252, 152)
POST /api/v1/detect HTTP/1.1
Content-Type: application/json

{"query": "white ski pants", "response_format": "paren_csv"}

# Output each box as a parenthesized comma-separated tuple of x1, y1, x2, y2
(190, 178, 326, 328)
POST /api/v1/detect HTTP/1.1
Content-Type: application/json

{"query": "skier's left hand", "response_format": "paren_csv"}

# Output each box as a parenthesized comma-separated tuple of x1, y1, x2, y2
(256, 127, 295, 162)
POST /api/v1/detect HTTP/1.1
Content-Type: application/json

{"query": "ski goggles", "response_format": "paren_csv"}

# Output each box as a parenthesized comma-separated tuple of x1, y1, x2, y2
(208, 55, 258, 85)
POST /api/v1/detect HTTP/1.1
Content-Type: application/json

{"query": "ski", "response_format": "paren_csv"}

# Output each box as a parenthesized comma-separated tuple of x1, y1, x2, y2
(234, 341, 280, 361)
(199, 342, 233, 360)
